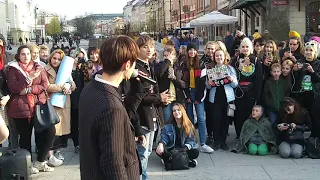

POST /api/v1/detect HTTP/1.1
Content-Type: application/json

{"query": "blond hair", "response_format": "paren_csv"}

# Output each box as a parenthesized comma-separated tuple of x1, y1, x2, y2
(48, 49, 65, 67)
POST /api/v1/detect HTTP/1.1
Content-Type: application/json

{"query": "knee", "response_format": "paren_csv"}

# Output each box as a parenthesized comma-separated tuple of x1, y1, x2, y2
(279, 147, 291, 158)
(257, 144, 268, 156)
(248, 144, 258, 155)
(291, 148, 303, 159)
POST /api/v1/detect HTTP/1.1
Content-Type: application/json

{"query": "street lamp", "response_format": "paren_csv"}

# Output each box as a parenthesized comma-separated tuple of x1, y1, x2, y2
(179, 0, 182, 35)
(34, 6, 38, 40)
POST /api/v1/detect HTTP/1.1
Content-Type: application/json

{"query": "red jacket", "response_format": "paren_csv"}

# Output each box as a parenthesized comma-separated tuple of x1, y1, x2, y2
(6, 61, 48, 119)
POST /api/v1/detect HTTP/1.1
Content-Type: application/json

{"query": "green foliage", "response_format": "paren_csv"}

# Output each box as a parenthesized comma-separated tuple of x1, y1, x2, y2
(46, 17, 61, 36)
(72, 16, 95, 37)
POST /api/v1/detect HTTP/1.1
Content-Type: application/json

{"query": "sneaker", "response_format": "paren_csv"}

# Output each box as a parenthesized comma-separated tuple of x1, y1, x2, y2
(47, 155, 63, 167)
(200, 144, 214, 153)
(220, 143, 229, 151)
(75, 146, 80, 154)
(34, 161, 54, 172)
(188, 159, 198, 168)
(54, 151, 64, 161)
(31, 166, 39, 174)
(212, 142, 220, 151)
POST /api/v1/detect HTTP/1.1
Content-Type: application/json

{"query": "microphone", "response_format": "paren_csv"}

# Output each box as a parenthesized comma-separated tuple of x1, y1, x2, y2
(131, 69, 157, 85)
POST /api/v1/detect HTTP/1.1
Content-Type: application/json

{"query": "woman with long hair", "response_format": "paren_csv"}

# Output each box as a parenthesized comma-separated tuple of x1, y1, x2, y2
(86, 47, 102, 81)
(258, 40, 281, 79)
(277, 97, 310, 158)
(292, 41, 320, 138)
(230, 37, 263, 139)
(7, 45, 55, 173)
(45, 49, 76, 167)
(206, 49, 238, 150)
(184, 42, 214, 153)
(156, 103, 199, 167)
(280, 36, 304, 63)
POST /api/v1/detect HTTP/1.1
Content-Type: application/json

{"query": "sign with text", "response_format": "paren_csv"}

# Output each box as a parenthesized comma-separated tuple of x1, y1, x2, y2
(272, 0, 288, 6)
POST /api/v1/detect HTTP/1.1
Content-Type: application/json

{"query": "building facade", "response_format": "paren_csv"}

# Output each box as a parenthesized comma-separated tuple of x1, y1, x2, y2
(0, 0, 7, 38)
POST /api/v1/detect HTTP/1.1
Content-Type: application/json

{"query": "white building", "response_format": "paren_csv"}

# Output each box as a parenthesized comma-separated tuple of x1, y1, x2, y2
(63, 24, 76, 33)
(123, 0, 135, 24)
(0, 0, 7, 38)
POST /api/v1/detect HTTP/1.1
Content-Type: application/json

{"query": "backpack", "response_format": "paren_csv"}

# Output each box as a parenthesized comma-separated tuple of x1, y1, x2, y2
(306, 137, 320, 159)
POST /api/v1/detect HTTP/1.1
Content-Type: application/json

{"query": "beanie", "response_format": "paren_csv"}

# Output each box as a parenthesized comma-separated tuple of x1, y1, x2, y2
(187, 42, 198, 52)
(289, 30, 301, 39)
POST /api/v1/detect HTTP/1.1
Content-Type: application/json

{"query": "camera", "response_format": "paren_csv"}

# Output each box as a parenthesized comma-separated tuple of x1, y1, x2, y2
(78, 58, 85, 64)
(277, 123, 293, 133)
(302, 63, 308, 69)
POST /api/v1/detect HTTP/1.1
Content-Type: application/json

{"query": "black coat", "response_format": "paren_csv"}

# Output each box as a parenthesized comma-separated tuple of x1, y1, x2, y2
(156, 59, 187, 104)
(79, 79, 140, 180)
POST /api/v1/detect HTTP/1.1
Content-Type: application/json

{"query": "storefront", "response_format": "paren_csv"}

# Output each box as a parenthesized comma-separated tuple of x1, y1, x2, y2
(307, 0, 320, 35)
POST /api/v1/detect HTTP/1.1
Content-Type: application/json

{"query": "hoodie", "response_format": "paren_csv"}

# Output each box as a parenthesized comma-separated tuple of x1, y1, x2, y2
(0, 34, 14, 65)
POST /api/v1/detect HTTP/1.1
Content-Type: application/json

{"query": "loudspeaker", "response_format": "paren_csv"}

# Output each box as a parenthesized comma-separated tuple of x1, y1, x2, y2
(0, 147, 32, 180)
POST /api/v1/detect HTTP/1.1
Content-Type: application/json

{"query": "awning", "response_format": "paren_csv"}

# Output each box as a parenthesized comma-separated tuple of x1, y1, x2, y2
(230, 0, 263, 9)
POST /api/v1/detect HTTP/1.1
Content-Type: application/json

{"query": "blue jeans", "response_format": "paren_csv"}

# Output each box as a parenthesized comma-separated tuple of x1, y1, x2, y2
(268, 111, 278, 124)
(163, 103, 173, 123)
(187, 88, 206, 145)
(137, 130, 155, 180)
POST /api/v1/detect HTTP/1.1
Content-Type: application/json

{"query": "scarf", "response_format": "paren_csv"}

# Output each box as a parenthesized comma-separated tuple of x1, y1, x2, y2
(0, 45, 4, 70)
(18, 60, 36, 121)
(18, 60, 34, 76)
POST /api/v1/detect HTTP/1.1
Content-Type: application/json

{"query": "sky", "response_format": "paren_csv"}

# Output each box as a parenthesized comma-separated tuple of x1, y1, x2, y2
(32, 0, 128, 20)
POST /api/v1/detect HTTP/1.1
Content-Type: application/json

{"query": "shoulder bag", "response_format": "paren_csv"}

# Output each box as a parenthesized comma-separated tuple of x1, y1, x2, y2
(34, 91, 60, 132)
(164, 148, 190, 171)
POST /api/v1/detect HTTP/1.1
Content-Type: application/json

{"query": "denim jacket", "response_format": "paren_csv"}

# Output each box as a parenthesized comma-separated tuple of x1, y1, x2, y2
(160, 123, 198, 150)
(206, 65, 238, 103)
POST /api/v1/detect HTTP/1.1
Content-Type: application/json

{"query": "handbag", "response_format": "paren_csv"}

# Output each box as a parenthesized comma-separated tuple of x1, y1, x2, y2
(164, 148, 189, 171)
(306, 137, 320, 159)
(227, 103, 236, 117)
(34, 91, 60, 132)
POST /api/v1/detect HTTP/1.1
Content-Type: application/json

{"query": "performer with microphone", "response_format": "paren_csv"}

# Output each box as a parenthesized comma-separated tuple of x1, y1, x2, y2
(79, 36, 143, 180)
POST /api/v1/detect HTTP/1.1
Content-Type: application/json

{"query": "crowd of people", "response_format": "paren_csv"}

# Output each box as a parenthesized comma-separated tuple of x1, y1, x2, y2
(0, 28, 320, 180)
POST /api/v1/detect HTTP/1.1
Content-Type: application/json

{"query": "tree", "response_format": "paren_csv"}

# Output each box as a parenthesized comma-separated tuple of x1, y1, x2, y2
(71, 16, 95, 38)
(61, 31, 70, 37)
(59, 15, 67, 32)
(46, 17, 61, 36)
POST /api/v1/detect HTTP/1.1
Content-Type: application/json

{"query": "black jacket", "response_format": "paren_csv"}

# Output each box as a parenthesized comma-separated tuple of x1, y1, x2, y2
(156, 59, 187, 104)
(130, 59, 164, 131)
(71, 68, 85, 109)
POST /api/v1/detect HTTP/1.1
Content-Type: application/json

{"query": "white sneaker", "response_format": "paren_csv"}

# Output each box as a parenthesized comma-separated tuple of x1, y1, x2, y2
(200, 144, 214, 153)
(34, 161, 54, 172)
(31, 166, 39, 174)
(47, 155, 63, 167)
(54, 150, 65, 161)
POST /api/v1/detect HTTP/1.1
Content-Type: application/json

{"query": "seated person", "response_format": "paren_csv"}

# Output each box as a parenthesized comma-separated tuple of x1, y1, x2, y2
(277, 97, 310, 159)
(236, 105, 277, 155)
(156, 102, 199, 168)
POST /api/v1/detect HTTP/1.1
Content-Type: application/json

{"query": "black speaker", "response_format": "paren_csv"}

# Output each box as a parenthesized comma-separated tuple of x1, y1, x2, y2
(0, 147, 32, 180)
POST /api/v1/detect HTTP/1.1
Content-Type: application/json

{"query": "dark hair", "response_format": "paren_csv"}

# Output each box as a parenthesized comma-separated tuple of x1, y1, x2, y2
(15, 45, 30, 61)
(278, 41, 286, 48)
(186, 51, 200, 69)
(278, 97, 303, 124)
(254, 38, 265, 46)
(99, 35, 139, 75)
(255, 29, 259, 32)
(166, 40, 175, 46)
(88, 47, 99, 58)
(69, 47, 77, 56)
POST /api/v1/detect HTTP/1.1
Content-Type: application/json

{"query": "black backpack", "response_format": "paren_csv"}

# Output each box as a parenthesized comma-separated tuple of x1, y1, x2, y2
(306, 137, 320, 159)
(164, 148, 190, 171)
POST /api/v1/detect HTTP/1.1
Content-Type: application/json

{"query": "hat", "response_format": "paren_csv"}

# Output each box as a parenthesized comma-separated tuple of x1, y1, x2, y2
(305, 40, 318, 59)
(289, 30, 301, 39)
(310, 36, 320, 44)
(187, 42, 198, 52)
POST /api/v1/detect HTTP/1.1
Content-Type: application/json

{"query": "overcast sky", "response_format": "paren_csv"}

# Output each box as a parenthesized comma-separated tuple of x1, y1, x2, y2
(32, 0, 127, 19)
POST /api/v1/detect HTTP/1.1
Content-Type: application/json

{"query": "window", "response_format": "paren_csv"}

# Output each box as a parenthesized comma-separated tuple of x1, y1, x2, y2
(256, 16, 260, 27)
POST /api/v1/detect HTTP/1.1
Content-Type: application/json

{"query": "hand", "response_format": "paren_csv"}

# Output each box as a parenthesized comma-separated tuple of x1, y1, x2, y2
(264, 57, 271, 66)
(160, 89, 169, 103)
(293, 63, 302, 71)
(227, 76, 233, 82)
(291, 123, 297, 130)
(194, 101, 199, 105)
(306, 63, 314, 73)
(186, 98, 191, 103)
(29, 71, 41, 80)
(87, 69, 95, 79)
(63, 83, 71, 94)
(208, 80, 214, 86)
(137, 135, 147, 148)
(284, 51, 292, 58)
(279, 123, 289, 131)
(0, 95, 10, 107)
(156, 143, 164, 155)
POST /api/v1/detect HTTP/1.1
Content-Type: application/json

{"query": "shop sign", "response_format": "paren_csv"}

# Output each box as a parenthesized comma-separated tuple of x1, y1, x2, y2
(272, 0, 288, 6)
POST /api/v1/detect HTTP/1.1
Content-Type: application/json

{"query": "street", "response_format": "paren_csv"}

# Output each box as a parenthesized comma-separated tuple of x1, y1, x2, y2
(5, 40, 320, 180)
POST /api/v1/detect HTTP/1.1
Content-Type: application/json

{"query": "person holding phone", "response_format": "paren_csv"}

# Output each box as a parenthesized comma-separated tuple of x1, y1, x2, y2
(292, 41, 320, 138)
(258, 40, 281, 79)
(280, 36, 304, 63)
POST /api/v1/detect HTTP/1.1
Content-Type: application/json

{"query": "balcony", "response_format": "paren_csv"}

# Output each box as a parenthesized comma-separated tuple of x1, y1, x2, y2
(183, 5, 190, 13)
